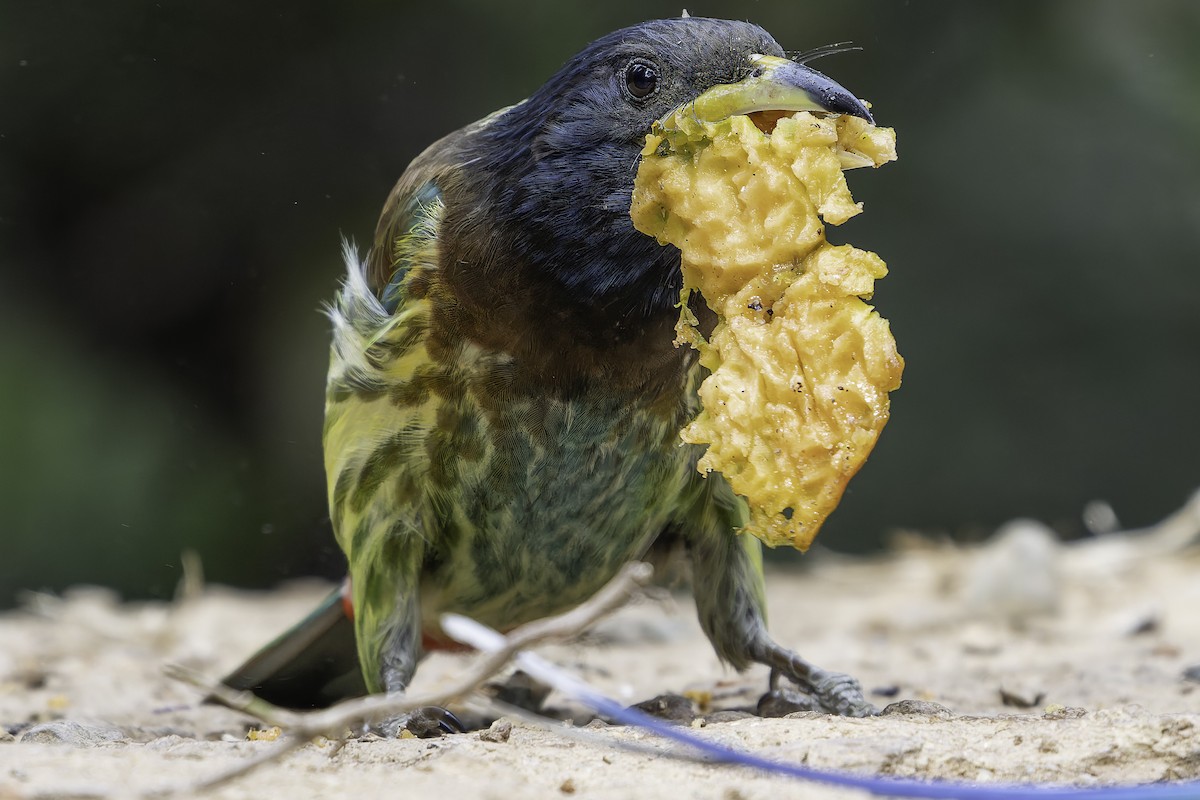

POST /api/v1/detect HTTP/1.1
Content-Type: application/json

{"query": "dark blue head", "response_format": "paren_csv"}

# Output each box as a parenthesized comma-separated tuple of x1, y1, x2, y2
(468, 17, 869, 317)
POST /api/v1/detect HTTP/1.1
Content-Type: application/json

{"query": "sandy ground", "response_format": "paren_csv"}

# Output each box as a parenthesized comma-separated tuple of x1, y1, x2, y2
(2, 519, 1199, 800)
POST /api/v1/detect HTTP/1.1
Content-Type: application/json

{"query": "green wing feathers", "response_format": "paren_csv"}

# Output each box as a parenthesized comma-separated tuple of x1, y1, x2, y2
(324, 185, 445, 692)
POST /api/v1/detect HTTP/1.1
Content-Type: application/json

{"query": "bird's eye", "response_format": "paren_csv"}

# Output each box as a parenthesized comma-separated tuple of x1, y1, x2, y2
(624, 61, 659, 100)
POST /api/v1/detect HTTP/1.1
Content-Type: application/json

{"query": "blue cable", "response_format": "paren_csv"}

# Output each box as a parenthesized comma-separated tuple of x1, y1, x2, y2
(578, 685, 1200, 800)
(442, 613, 1200, 800)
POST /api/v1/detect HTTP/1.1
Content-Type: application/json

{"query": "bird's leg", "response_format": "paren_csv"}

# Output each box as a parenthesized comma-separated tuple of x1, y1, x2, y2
(371, 627, 466, 738)
(688, 520, 876, 718)
(358, 579, 465, 738)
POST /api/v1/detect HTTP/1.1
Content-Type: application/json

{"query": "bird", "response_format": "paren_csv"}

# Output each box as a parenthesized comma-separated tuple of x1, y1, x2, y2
(223, 15, 878, 733)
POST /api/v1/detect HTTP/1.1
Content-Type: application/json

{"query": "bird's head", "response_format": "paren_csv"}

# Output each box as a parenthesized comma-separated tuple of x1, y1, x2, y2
(473, 17, 873, 317)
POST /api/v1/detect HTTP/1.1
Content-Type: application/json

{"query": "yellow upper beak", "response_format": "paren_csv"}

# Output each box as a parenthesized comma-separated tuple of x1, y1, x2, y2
(670, 54, 873, 129)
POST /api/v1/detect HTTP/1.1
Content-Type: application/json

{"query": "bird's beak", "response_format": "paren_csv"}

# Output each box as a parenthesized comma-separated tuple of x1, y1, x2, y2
(667, 54, 873, 133)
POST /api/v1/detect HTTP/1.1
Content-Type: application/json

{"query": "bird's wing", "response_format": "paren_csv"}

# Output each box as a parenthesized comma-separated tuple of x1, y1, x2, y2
(366, 102, 519, 296)
(324, 164, 454, 690)
(323, 104, 519, 690)
(375, 180, 444, 314)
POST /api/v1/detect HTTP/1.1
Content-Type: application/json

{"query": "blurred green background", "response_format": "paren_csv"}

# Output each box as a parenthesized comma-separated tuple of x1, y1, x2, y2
(2, 1, 1198, 605)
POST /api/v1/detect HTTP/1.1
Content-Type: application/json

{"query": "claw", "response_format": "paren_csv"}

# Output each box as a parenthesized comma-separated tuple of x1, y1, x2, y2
(432, 707, 466, 735)
(407, 705, 466, 737)
(809, 671, 878, 717)
(373, 706, 467, 738)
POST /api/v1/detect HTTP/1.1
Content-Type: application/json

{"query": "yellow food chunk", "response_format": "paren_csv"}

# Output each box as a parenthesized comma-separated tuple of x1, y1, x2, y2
(631, 111, 902, 549)
(246, 725, 283, 741)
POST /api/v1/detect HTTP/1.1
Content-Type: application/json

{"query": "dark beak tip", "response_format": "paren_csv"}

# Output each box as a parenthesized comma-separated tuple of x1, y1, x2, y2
(827, 91, 873, 125)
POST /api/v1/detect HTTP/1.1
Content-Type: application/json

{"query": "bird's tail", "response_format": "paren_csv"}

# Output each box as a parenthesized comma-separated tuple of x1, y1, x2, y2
(219, 582, 366, 709)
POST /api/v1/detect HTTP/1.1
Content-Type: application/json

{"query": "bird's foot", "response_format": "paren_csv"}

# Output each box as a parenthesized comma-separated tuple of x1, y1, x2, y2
(761, 666, 876, 717)
(807, 669, 877, 717)
(758, 666, 873, 714)
(750, 632, 879, 718)
(371, 706, 466, 739)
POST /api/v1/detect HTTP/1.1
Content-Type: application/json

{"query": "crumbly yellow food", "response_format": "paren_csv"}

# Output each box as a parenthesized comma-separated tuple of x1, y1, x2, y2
(246, 726, 283, 741)
(630, 110, 902, 550)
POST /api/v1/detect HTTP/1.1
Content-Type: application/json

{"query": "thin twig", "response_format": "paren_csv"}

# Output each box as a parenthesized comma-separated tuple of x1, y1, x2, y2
(158, 561, 653, 795)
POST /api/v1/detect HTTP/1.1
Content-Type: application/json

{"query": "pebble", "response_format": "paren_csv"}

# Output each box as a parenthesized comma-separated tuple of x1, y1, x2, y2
(478, 719, 513, 743)
(757, 688, 817, 718)
(20, 720, 126, 746)
(963, 519, 1061, 622)
(880, 700, 954, 719)
(631, 693, 695, 723)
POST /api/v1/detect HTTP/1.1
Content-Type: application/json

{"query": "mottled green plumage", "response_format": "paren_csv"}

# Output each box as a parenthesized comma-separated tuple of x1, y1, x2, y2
(326, 179, 761, 693)
(225, 16, 877, 720)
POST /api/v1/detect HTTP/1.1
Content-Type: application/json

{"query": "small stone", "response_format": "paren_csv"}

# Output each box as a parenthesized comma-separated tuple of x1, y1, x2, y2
(1042, 705, 1087, 720)
(1125, 614, 1159, 636)
(963, 519, 1061, 622)
(1183, 665, 1200, 683)
(880, 700, 953, 719)
(999, 686, 1045, 709)
(559, 777, 577, 794)
(631, 693, 695, 723)
(757, 688, 817, 718)
(478, 719, 513, 743)
(20, 720, 126, 746)
(959, 624, 1003, 655)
